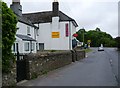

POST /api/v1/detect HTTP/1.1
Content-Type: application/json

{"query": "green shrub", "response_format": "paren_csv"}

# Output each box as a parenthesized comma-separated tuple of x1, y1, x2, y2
(2, 2, 17, 73)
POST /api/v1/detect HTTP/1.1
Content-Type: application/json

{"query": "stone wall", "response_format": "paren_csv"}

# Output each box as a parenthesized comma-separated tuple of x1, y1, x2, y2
(2, 62, 16, 86)
(25, 51, 72, 79)
(76, 50, 85, 61)
(2, 50, 86, 86)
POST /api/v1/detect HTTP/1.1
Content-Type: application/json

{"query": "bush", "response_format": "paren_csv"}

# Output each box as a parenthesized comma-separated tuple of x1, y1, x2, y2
(2, 2, 17, 73)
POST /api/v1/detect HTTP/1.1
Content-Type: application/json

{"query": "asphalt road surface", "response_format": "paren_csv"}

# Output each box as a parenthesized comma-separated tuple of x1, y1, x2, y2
(18, 48, 118, 86)
(104, 48, 118, 84)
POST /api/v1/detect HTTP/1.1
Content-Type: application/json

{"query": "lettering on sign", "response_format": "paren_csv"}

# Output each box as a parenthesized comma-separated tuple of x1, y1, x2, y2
(52, 32, 60, 38)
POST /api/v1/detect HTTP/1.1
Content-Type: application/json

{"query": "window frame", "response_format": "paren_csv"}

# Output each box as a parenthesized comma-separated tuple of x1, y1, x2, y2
(24, 42, 29, 51)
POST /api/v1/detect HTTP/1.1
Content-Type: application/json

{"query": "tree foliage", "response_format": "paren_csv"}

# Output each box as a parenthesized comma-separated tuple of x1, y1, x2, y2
(76, 27, 117, 47)
(115, 37, 120, 50)
(2, 2, 17, 73)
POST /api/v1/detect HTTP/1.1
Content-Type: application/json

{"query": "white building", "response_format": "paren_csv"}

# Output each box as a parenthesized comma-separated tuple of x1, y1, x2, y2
(23, 1, 78, 50)
(10, 0, 38, 54)
(11, 0, 78, 53)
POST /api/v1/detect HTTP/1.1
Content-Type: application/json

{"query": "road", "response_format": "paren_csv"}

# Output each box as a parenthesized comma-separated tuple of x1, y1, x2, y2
(18, 48, 118, 86)
(104, 48, 118, 84)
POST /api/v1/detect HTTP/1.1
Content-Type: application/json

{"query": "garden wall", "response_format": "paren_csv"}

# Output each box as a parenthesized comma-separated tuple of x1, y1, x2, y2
(26, 51, 72, 79)
(2, 50, 86, 86)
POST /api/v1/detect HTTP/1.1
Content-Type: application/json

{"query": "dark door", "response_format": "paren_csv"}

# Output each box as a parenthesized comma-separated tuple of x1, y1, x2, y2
(16, 54, 27, 82)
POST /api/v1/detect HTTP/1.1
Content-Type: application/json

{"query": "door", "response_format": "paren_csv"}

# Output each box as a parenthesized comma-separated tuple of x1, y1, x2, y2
(16, 53, 27, 82)
(39, 43, 44, 51)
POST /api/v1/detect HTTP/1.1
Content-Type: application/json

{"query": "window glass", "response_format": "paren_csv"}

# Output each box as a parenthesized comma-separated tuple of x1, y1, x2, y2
(31, 43, 35, 51)
(12, 43, 15, 52)
(24, 42, 29, 51)
(27, 26, 30, 35)
(12, 43, 19, 52)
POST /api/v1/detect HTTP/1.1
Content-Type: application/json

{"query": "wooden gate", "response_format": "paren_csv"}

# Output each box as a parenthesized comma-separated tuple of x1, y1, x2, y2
(15, 52, 27, 82)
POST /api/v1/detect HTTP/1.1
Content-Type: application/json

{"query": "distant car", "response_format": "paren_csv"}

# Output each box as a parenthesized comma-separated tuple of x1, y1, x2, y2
(98, 47, 104, 51)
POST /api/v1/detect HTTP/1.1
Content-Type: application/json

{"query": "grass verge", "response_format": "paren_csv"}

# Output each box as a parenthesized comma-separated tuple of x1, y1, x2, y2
(83, 48, 92, 53)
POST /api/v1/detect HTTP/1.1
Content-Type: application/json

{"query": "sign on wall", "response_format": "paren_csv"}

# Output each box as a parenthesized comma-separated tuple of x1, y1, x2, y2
(52, 32, 60, 38)
(65, 23, 69, 37)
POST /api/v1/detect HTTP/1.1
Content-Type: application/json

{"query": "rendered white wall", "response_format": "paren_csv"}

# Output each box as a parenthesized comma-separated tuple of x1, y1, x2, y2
(51, 17, 61, 50)
(36, 17, 76, 50)
(17, 22, 35, 39)
(37, 23, 51, 50)
(12, 22, 37, 54)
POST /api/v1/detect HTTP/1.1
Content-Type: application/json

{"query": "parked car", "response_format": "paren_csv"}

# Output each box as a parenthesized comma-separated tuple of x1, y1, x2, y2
(98, 47, 104, 51)
(98, 44, 104, 51)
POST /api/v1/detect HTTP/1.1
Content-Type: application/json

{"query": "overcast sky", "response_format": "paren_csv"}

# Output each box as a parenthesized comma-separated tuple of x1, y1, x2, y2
(3, 0, 119, 38)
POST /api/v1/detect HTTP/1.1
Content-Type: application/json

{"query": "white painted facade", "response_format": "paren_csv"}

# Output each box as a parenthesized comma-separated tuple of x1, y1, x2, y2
(12, 22, 37, 54)
(16, 22, 35, 39)
(36, 17, 77, 50)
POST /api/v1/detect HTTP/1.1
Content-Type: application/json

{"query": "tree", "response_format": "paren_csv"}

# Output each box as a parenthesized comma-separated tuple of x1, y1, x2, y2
(76, 28, 117, 47)
(76, 28, 86, 44)
(0, 1, 1, 49)
(115, 37, 120, 50)
(95, 27, 101, 32)
(2, 2, 17, 73)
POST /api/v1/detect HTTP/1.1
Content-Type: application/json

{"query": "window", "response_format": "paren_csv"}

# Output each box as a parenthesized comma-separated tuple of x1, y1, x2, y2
(12, 43, 19, 52)
(27, 26, 31, 36)
(24, 42, 29, 51)
(31, 43, 35, 51)
(39, 43, 44, 51)
(12, 43, 15, 52)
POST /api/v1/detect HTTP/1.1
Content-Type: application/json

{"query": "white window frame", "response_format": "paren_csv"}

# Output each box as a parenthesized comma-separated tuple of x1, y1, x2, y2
(12, 43, 19, 53)
(24, 42, 29, 51)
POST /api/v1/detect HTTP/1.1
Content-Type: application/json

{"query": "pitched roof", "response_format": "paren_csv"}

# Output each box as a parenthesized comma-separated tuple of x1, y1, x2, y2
(16, 34, 36, 41)
(23, 11, 78, 27)
(17, 15, 39, 29)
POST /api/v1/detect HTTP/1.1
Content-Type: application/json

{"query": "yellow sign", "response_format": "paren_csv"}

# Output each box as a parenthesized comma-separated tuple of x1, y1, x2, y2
(87, 40, 91, 43)
(52, 32, 60, 38)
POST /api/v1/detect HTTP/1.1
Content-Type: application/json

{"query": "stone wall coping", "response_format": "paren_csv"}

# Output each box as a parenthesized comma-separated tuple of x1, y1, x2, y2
(26, 50, 72, 60)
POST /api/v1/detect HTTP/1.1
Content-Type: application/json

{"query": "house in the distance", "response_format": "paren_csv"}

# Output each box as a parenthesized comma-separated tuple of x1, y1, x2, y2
(10, 0, 38, 54)
(23, 0, 78, 50)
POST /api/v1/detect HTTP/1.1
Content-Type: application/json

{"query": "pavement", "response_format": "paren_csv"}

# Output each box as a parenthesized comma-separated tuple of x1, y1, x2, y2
(17, 48, 118, 86)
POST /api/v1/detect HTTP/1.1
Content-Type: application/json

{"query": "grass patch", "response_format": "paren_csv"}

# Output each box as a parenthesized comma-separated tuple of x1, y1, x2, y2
(50, 50, 56, 52)
(31, 72, 38, 79)
(41, 70, 48, 74)
(83, 48, 92, 53)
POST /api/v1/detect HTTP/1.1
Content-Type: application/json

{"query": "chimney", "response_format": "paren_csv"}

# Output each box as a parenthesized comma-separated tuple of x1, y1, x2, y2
(52, 0, 59, 16)
(10, 0, 22, 17)
(12, 0, 20, 4)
